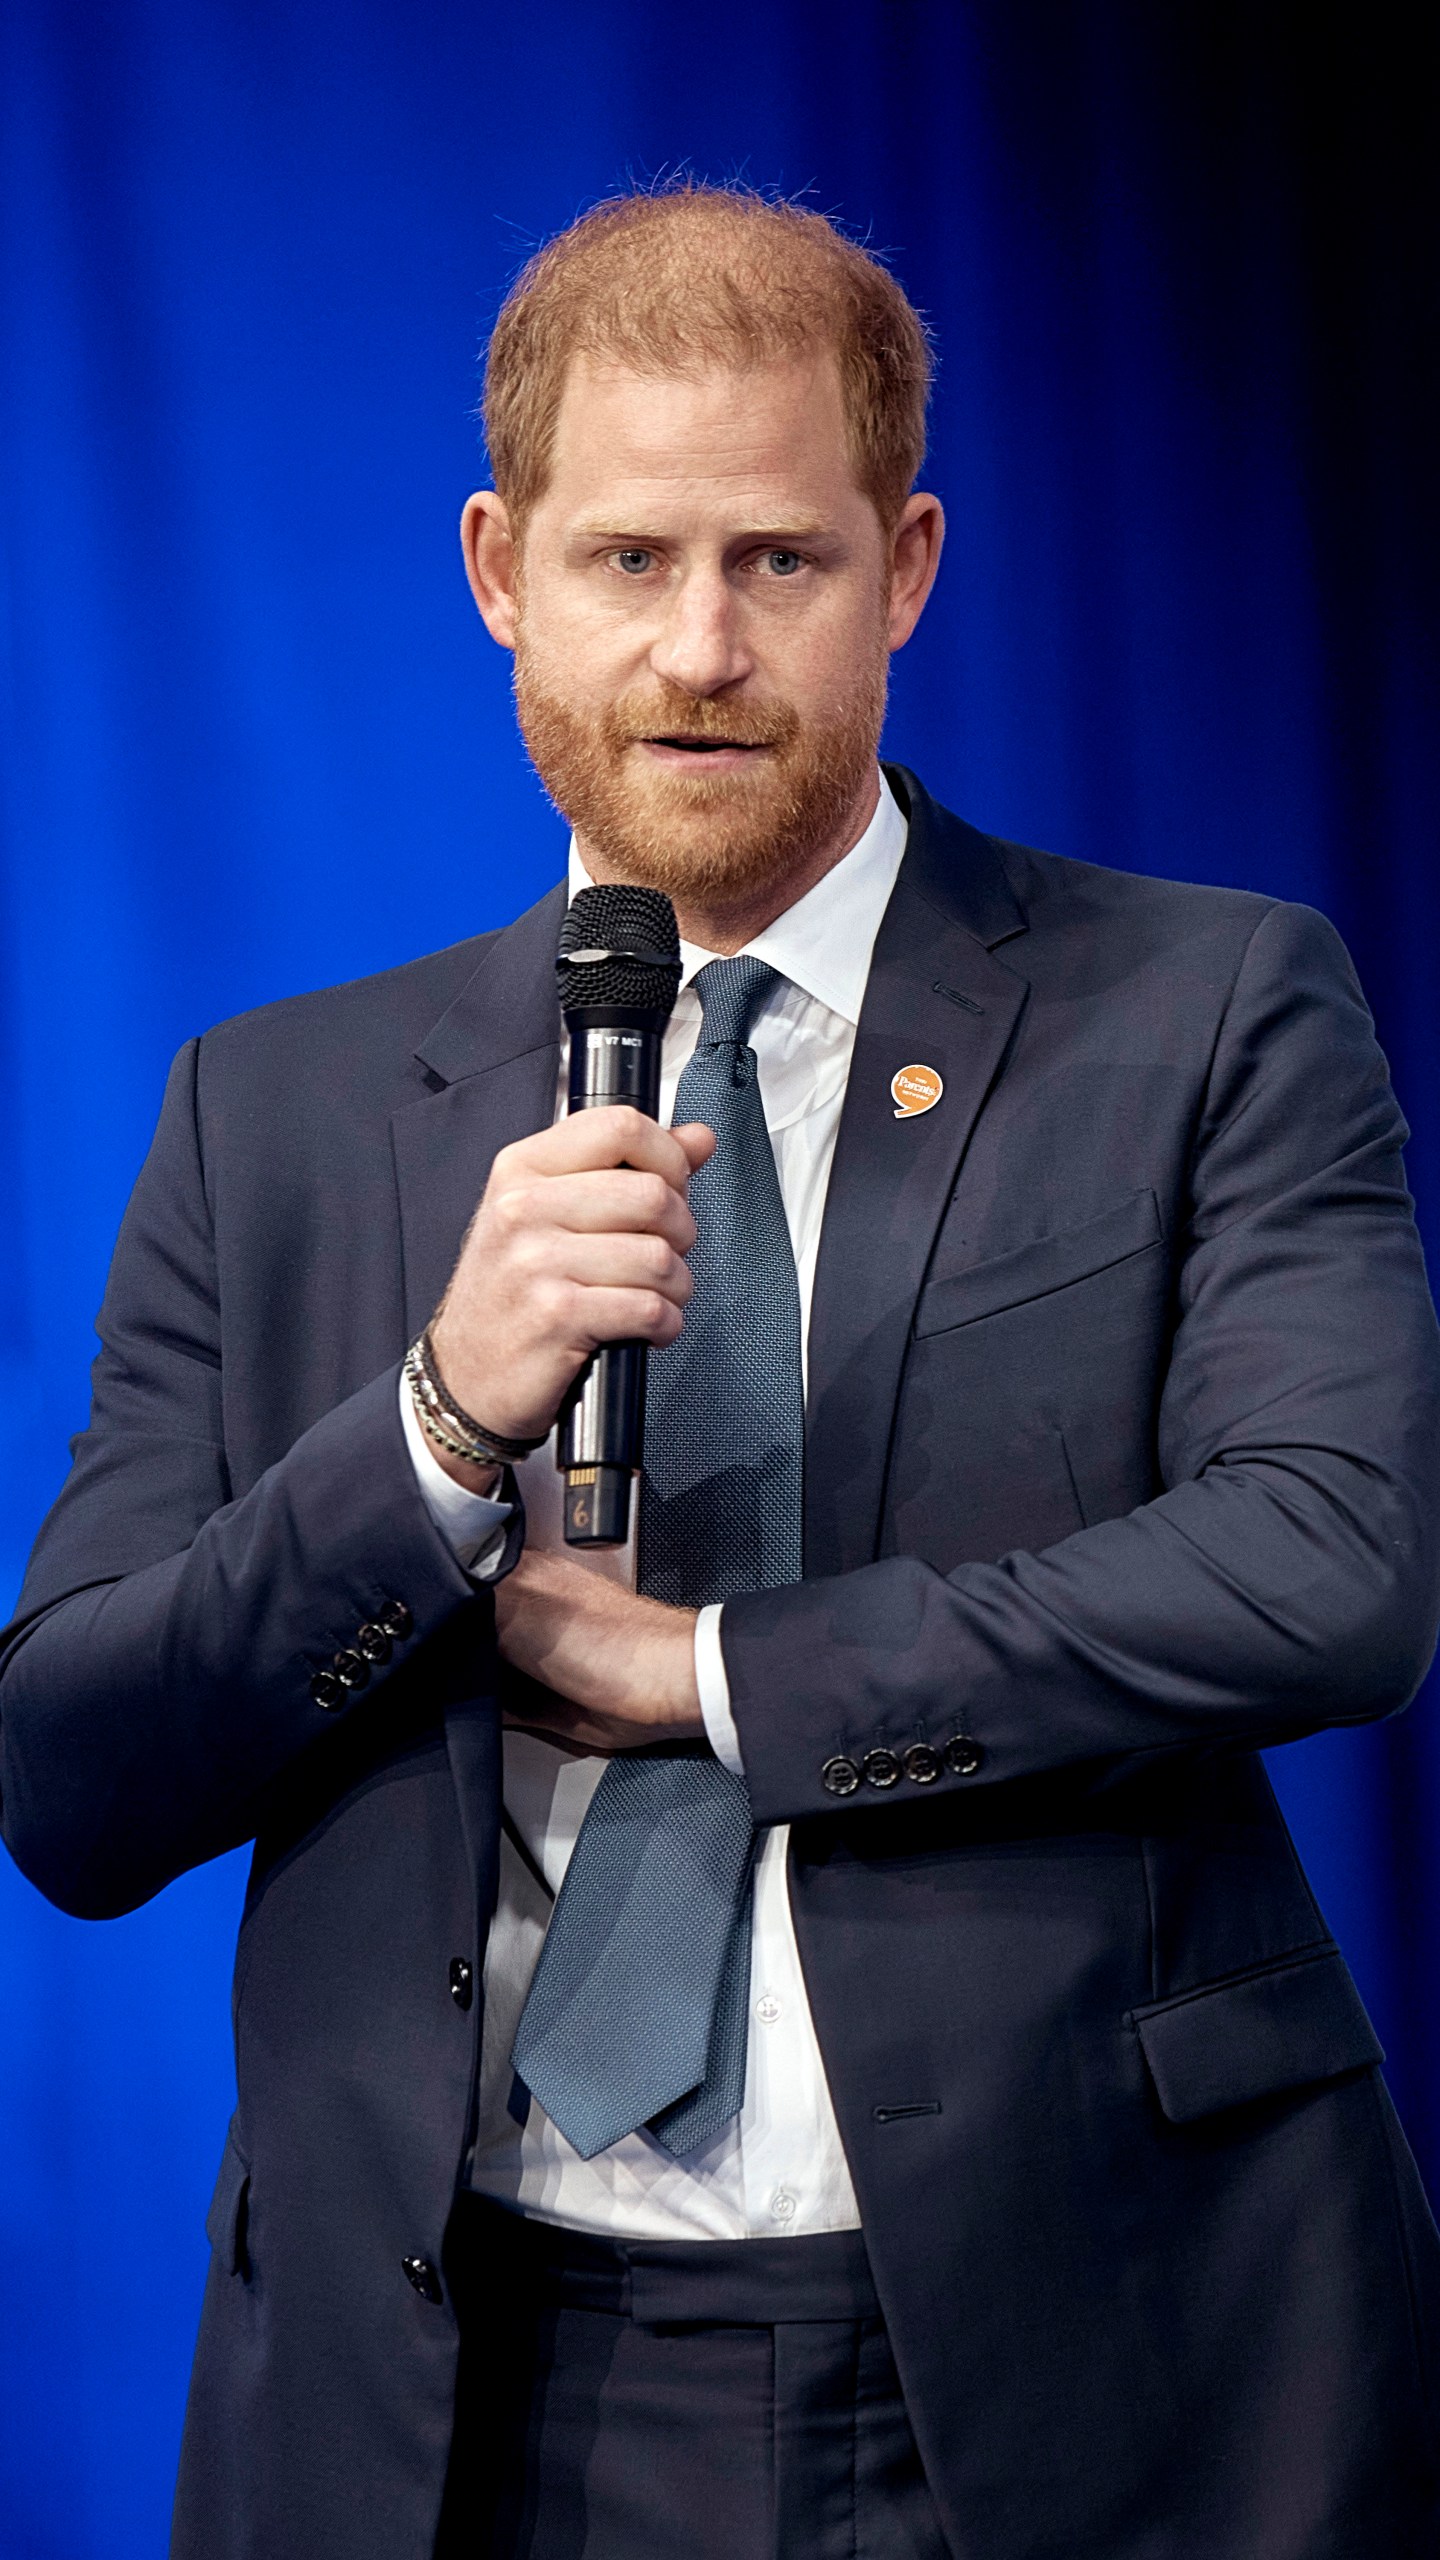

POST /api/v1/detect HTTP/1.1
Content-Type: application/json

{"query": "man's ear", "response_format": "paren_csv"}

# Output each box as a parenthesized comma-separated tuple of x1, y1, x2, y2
(886, 492, 945, 652)
(461, 491, 518, 649)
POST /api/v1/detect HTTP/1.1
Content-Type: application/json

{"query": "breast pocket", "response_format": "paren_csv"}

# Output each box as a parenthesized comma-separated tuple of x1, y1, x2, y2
(885, 1189, 1170, 1571)
(914, 1187, 1164, 1339)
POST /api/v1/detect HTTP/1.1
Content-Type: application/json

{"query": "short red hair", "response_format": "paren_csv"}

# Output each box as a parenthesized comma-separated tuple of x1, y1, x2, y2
(483, 183, 933, 535)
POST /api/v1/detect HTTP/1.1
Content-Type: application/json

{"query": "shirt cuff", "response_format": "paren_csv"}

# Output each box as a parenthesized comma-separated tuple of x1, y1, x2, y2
(695, 1603, 742, 1774)
(399, 1369, 514, 1580)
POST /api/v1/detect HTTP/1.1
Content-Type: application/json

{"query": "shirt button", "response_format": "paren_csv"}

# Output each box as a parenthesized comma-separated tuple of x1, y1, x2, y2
(770, 2188, 798, 2224)
(755, 1992, 782, 2026)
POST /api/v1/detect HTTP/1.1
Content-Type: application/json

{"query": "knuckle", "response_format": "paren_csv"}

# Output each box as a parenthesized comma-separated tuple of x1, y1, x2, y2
(510, 1226, 549, 1277)
(532, 1276, 574, 1332)
(595, 1104, 639, 1153)
(492, 1181, 529, 1236)
(491, 1138, 540, 1196)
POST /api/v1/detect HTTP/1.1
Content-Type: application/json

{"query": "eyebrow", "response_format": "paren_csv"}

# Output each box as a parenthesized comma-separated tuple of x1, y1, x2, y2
(569, 522, 832, 545)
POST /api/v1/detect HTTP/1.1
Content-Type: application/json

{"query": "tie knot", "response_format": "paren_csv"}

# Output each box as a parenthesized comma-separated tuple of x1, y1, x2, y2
(692, 955, 781, 1051)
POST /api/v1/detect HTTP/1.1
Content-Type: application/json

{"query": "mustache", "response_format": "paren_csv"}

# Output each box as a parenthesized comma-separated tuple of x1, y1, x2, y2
(603, 684, 799, 750)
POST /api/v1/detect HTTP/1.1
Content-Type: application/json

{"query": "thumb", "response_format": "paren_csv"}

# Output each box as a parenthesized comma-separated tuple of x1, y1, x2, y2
(673, 1120, 718, 1173)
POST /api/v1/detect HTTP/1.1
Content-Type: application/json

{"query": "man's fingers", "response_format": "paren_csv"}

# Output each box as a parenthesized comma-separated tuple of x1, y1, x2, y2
(502, 1697, 623, 1753)
(498, 1168, 698, 1249)
(502, 1105, 701, 1190)
(548, 1232, 695, 1303)
(672, 1121, 718, 1172)
(559, 1283, 687, 1349)
(428, 1104, 717, 1450)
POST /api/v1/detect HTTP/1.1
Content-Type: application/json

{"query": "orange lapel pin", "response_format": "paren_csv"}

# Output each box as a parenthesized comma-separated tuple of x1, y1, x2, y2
(891, 1063, 944, 1120)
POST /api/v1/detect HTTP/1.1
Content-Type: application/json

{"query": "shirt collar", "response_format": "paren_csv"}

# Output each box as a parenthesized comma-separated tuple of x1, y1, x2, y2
(565, 768, 908, 1030)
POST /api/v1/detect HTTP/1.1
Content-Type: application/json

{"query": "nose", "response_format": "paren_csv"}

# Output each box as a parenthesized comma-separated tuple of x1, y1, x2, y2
(649, 564, 753, 697)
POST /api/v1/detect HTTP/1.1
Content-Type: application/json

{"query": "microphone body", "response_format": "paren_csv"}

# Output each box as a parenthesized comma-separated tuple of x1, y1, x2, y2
(555, 887, 682, 1546)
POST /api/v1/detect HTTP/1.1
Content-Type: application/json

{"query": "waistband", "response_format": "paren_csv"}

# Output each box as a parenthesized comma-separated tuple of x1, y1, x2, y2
(455, 2192, 879, 2327)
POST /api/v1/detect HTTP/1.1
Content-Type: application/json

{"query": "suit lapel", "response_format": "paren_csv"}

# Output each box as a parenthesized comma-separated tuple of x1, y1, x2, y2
(804, 772, 1030, 1578)
(390, 882, 566, 1338)
(393, 882, 566, 1915)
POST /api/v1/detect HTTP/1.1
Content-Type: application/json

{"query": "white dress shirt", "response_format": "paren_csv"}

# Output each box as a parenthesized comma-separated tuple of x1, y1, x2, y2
(404, 770, 908, 2238)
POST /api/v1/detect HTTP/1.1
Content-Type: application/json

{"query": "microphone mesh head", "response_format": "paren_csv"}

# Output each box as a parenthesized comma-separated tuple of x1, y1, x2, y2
(556, 884, 682, 1014)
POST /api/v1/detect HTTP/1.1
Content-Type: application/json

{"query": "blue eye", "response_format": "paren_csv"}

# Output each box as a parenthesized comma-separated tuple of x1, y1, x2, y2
(766, 550, 802, 575)
(616, 549, 652, 573)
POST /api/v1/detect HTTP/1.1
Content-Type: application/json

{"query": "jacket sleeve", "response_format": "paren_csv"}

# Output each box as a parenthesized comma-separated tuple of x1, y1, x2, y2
(724, 900, 1440, 1824)
(0, 1039, 505, 1919)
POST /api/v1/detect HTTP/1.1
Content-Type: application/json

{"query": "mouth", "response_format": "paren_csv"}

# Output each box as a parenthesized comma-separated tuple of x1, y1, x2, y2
(636, 734, 771, 765)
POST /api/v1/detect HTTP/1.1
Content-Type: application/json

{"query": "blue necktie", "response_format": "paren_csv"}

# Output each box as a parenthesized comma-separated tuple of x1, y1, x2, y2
(511, 956, 804, 2160)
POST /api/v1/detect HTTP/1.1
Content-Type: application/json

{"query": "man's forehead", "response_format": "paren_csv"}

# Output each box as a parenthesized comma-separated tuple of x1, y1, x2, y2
(541, 347, 861, 519)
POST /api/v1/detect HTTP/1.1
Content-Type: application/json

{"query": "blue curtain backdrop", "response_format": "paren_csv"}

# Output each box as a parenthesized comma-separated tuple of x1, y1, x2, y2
(2, 3, 1436, 2550)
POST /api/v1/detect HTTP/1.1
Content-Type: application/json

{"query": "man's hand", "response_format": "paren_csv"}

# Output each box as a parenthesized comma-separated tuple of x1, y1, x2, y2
(426, 1106, 716, 1491)
(495, 1546, 704, 1751)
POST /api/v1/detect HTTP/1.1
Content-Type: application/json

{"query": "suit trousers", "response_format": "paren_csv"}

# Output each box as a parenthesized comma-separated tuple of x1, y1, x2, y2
(439, 2195, 952, 2560)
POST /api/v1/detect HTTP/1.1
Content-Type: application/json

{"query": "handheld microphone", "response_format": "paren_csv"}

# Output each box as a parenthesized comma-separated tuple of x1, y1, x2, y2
(555, 883, 683, 1546)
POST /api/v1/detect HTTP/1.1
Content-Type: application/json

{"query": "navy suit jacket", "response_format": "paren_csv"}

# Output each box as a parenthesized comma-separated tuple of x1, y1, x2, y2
(5, 769, 1440, 2559)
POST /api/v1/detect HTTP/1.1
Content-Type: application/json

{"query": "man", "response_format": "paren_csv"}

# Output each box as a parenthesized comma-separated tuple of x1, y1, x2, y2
(3, 183, 1439, 2560)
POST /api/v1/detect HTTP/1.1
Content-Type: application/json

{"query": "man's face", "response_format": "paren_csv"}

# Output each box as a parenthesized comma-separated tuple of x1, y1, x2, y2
(485, 351, 912, 908)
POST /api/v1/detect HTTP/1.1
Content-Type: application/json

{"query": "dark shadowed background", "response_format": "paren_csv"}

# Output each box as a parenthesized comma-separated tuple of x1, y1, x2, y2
(2, 3, 1437, 2550)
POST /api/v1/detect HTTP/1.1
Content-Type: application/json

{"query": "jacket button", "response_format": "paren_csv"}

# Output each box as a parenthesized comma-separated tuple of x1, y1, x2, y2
(356, 1621, 392, 1665)
(821, 1755, 862, 1797)
(377, 1598, 413, 1641)
(310, 1669, 345, 1712)
(902, 1742, 942, 1786)
(333, 1649, 370, 1692)
(402, 2255, 443, 2303)
(943, 1733, 984, 1776)
(449, 1958, 474, 2012)
(862, 1748, 901, 1790)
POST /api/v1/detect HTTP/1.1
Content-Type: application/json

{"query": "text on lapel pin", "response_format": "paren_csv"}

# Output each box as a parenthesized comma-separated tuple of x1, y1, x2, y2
(891, 1063, 944, 1119)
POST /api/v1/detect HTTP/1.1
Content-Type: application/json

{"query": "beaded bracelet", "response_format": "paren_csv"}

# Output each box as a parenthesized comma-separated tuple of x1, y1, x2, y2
(404, 1330, 547, 1467)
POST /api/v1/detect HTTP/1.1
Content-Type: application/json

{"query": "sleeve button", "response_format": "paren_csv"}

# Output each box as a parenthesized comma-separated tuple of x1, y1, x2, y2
(821, 1755, 862, 1797)
(448, 1958, 474, 2012)
(378, 1599, 414, 1641)
(943, 1733, 984, 1777)
(309, 1669, 345, 1712)
(861, 1748, 901, 1790)
(356, 1622, 392, 1665)
(401, 2255, 443, 2304)
(902, 1742, 942, 1786)
(333, 1649, 370, 1691)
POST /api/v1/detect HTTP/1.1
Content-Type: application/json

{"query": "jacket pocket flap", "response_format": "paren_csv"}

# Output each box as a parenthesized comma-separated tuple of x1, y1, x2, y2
(206, 2121, 251, 2275)
(1131, 1945, 1383, 2125)
(915, 1188, 1162, 1340)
